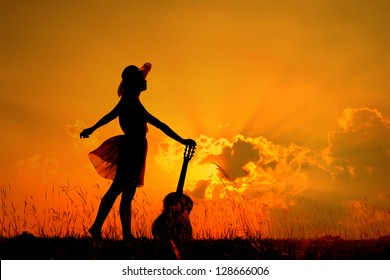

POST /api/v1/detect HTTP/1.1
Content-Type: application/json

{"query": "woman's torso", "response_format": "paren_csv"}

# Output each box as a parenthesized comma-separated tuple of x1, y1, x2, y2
(118, 95, 148, 136)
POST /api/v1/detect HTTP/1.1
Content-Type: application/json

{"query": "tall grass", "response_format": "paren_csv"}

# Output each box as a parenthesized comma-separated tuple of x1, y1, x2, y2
(1, 183, 389, 240)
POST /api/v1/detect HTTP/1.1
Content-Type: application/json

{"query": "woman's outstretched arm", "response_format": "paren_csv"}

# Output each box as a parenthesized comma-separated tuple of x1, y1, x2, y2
(80, 104, 120, 139)
(147, 113, 196, 146)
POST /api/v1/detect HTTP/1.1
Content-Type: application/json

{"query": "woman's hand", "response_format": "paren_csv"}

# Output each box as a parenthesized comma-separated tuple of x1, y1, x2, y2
(182, 138, 197, 147)
(80, 127, 94, 139)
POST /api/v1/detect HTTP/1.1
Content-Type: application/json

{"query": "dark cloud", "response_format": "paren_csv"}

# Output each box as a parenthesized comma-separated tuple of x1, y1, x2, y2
(190, 179, 210, 199)
(201, 138, 260, 179)
(325, 108, 390, 194)
(156, 108, 389, 209)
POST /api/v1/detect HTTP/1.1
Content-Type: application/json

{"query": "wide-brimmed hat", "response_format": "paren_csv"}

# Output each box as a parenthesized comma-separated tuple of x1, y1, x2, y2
(121, 62, 152, 80)
(118, 63, 152, 97)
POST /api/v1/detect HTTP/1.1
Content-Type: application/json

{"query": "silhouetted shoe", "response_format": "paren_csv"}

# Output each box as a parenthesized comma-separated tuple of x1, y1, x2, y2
(88, 227, 102, 239)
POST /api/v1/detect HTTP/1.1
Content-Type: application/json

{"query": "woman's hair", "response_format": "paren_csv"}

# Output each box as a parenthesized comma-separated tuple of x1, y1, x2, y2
(117, 63, 152, 97)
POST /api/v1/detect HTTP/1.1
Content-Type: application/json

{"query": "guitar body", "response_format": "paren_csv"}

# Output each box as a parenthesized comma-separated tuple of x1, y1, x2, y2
(151, 192, 193, 242)
(152, 145, 196, 257)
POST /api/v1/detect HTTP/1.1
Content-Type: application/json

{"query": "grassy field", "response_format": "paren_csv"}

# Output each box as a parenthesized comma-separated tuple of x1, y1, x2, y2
(1, 184, 389, 260)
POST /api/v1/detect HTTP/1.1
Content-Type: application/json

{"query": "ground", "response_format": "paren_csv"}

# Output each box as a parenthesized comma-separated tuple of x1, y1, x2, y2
(1, 232, 389, 260)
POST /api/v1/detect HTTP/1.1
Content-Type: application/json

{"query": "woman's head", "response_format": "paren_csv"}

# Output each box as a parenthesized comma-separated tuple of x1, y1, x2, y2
(118, 63, 152, 97)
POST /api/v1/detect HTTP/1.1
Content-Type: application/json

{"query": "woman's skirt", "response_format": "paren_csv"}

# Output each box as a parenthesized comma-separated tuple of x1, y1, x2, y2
(88, 135, 147, 186)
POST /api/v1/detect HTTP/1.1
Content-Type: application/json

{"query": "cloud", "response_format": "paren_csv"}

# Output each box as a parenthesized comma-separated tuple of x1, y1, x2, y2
(189, 179, 210, 199)
(324, 107, 390, 183)
(64, 120, 101, 148)
(337, 108, 389, 132)
(155, 107, 390, 210)
(200, 136, 260, 179)
(155, 134, 322, 209)
(154, 137, 185, 173)
(14, 154, 59, 182)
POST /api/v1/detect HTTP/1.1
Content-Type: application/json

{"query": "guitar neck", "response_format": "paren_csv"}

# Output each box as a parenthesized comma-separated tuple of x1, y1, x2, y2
(176, 158, 190, 195)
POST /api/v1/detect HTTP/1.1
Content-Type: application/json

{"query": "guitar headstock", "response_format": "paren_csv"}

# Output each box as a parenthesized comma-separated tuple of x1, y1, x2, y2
(184, 145, 196, 161)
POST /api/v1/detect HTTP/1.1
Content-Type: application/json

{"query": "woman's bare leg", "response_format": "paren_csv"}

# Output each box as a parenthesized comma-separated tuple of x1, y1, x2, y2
(120, 182, 137, 240)
(89, 181, 121, 238)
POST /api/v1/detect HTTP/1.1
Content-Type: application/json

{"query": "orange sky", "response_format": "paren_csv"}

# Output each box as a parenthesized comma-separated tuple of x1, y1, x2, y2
(1, 0, 389, 238)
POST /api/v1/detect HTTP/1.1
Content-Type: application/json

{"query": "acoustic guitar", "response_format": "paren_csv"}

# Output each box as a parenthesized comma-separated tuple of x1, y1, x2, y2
(152, 145, 196, 248)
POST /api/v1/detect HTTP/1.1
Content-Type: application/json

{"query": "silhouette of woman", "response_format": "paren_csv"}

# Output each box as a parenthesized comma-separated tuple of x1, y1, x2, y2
(80, 63, 196, 240)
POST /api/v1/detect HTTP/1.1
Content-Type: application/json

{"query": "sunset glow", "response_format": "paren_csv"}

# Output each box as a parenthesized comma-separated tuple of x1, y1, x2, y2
(1, 0, 389, 239)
